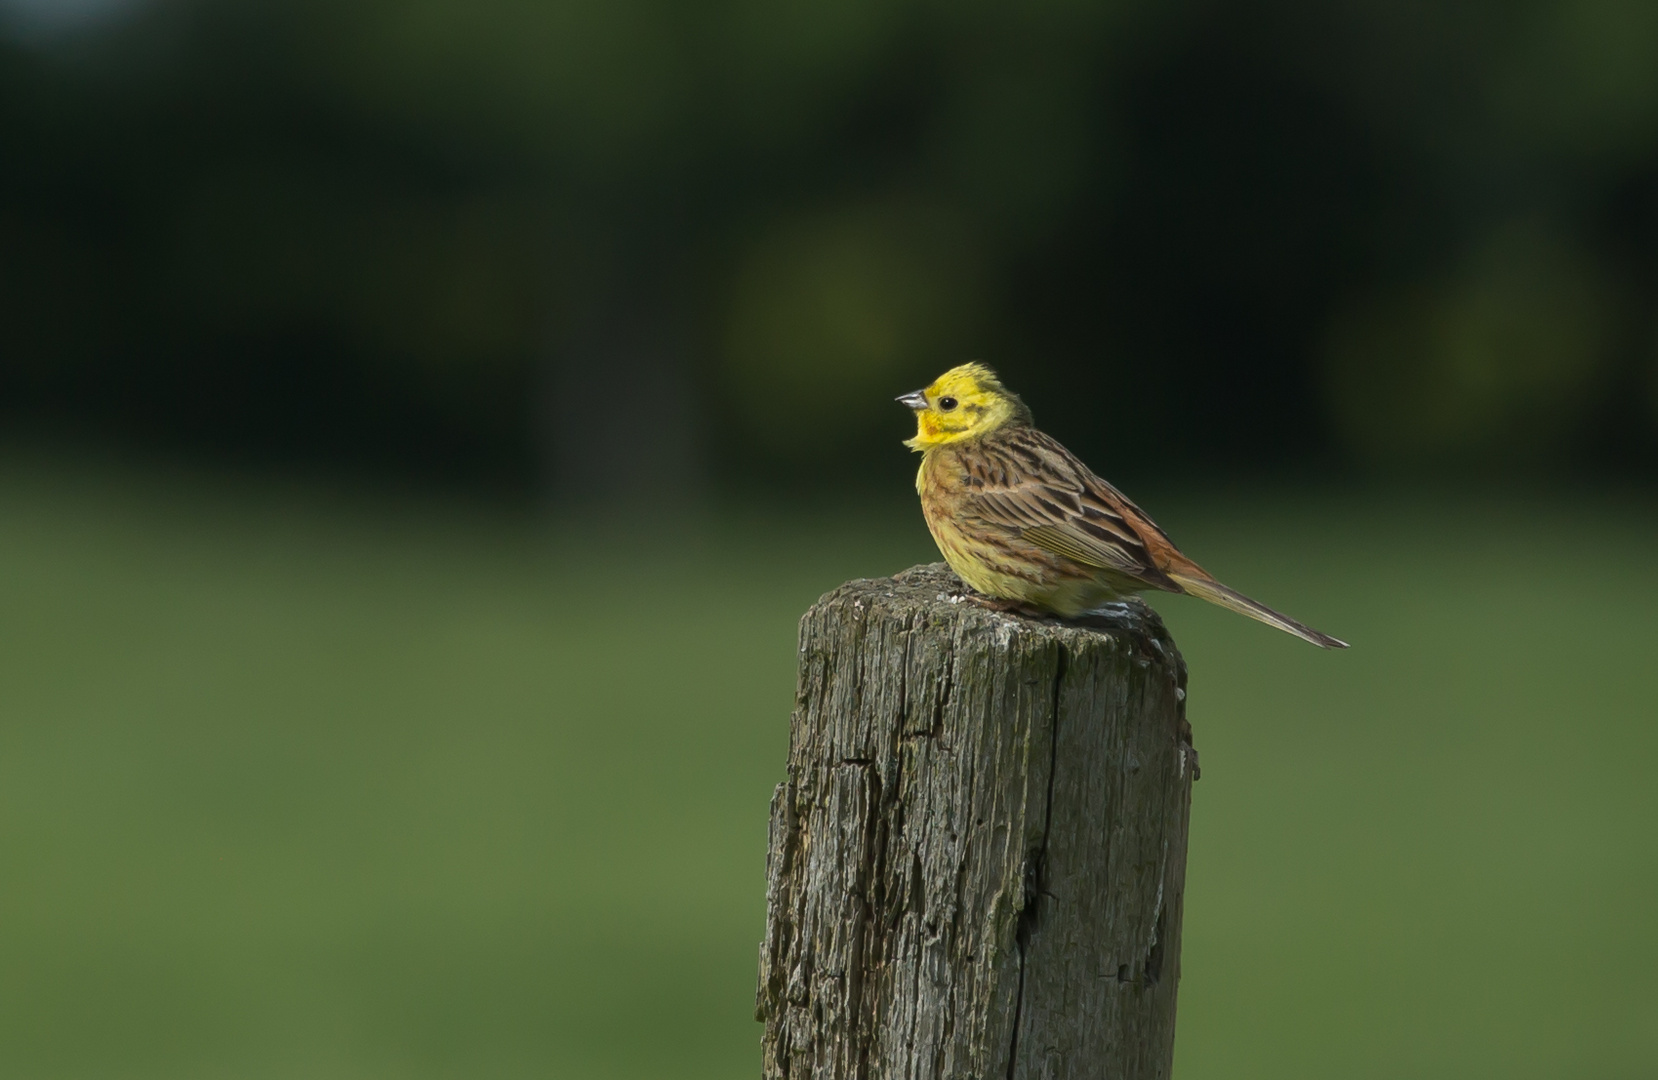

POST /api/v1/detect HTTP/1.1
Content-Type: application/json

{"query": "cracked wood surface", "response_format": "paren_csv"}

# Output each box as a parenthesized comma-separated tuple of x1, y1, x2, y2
(757, 563, 1195, 1080)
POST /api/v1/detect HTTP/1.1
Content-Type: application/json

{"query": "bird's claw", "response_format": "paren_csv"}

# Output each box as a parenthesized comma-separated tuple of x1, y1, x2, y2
(964, 592, 1050, 619)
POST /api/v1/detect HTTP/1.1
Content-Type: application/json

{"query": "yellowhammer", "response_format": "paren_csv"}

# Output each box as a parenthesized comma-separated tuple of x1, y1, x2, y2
(899, 362, 1348, 648)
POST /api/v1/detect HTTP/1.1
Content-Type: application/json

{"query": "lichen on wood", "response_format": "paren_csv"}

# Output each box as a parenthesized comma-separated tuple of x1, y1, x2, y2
(758, 563, 1195, 1080)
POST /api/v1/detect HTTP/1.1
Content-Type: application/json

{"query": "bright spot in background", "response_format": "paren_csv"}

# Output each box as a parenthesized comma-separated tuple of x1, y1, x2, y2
(0, 0, 142, 40)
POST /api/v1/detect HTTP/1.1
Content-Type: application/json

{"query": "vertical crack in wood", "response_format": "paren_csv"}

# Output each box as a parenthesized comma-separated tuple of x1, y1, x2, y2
(1143, 897, 1167, 988)
(1005, 645, 1067, 1080)
(852, 758, 882, 1078)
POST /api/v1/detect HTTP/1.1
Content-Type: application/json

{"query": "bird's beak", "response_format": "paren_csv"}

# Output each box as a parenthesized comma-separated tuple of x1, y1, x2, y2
(897, 389, 929, 410)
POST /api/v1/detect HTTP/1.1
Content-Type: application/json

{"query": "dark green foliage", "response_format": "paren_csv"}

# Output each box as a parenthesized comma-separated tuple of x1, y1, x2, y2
(5, 0, 1658, 488)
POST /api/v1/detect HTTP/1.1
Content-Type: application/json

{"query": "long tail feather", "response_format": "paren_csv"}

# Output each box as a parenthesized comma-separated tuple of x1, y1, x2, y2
(1166, 571, 1349, 649)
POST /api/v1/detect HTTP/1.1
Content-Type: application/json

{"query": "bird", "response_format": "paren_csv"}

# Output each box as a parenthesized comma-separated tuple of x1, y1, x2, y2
(897, 362, 1348, 648)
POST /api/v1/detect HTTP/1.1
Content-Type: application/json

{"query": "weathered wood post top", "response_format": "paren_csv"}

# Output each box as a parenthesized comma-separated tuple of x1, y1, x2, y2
(758, 563, 1196, 1080)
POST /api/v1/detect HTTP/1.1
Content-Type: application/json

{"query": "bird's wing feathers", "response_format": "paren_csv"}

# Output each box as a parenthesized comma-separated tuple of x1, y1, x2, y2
(957, 429, 1182, 589)
(940, 425, 1348, 647)
(1020, 523, 1136, 572)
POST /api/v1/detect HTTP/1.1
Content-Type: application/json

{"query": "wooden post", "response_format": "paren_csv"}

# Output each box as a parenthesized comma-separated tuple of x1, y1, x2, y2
(757, 563, 1196, 1080)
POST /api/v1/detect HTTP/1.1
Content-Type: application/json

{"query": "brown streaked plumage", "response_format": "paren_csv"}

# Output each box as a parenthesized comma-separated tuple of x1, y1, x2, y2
(898, 363, 1348, 649)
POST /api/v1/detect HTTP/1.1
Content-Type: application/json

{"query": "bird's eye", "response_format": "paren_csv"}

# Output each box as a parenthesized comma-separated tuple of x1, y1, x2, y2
(938, 396, 958, 411)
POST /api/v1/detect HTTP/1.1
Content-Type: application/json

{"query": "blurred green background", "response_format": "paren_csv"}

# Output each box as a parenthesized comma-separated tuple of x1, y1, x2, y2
(2, 462, 1654, 1079)
(3, 0, 1658, 1077)
(8, 0, 1658, 487)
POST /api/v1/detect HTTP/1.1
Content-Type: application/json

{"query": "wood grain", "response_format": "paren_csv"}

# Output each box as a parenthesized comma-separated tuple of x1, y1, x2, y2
(758, 563, 1195, 1080)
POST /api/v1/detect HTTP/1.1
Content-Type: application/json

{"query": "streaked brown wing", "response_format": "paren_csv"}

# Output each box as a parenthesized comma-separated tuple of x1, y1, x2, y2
(957, 428, 1182, 589)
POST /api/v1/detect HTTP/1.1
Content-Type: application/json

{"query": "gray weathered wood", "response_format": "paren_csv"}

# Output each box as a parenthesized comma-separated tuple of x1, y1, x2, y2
(758, 563, 1196, 1080)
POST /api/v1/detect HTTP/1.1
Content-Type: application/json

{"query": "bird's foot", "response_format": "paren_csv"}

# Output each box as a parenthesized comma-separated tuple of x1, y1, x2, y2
(965, 593, 1051, 619)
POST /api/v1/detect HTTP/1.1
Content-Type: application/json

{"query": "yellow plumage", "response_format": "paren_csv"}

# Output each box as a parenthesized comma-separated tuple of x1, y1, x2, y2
(898, 363, 1348, 649)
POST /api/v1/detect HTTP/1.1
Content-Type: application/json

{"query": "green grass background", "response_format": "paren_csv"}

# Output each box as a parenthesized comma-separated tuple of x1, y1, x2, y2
(1, 459, 1654, 1079)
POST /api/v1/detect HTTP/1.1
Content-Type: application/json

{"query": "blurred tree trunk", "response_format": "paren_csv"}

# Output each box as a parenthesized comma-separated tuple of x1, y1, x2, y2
(539, 225, 705, 506)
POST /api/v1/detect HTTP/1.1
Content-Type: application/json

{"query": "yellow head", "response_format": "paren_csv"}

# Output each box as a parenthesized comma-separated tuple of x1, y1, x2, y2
(898, 363, 1032, 450)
